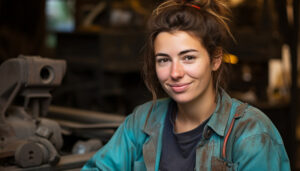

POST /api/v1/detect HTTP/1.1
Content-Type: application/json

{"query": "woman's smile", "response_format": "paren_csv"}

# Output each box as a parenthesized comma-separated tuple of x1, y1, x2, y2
(167, 82, 191, 93)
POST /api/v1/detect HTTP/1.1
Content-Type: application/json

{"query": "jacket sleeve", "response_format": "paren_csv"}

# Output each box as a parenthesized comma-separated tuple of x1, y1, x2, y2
(233, 133, 291, 171)
(81, 113, 145, 171)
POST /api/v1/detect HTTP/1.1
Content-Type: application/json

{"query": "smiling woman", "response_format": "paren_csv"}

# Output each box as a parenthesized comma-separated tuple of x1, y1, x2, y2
(154, 31, 221, 133)
(82, 0, 290, 171)
(154, 31, 219, 104)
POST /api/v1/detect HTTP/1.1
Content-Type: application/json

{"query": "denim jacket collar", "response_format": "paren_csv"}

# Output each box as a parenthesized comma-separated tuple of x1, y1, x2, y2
(206, 90, 233, 137)
(142, 98, 170, 136)
(142, 98, 170, 171)
(143, 90, 233, 137)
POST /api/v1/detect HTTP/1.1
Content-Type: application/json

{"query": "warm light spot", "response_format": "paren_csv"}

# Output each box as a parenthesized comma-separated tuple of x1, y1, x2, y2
(223, 54, 238, 64)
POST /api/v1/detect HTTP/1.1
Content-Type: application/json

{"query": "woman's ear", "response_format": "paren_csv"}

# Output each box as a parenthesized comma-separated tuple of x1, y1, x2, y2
(211, 47, 223, 71)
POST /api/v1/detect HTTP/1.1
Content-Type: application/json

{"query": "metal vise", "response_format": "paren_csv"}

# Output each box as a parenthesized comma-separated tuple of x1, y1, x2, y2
(0, 55, 66, 168)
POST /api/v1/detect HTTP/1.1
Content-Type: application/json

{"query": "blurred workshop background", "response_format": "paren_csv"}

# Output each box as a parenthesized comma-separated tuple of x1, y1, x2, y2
(0, 0, 299, 170)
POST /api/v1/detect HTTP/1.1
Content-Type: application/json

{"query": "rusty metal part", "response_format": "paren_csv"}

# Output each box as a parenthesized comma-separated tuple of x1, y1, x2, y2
(0, 56, 123, 170)
(36, 118, 63, 150)
(26, 137, 60, 165)
(2, 152, 95, 171)
(54, 119, 121, 130)
(0, 56, 66, 168)
(0, 140, 24, 159)
(0, 55, 66, 122)
(46, 105, 124, 142)
(47, 105, 124, 140)
(48, 105, 124, 124)
(15, 141, 49, 168)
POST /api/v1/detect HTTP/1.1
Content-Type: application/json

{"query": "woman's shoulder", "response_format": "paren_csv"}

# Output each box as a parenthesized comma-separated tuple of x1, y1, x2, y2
(232, 98, 284, 145)
(125, 98, 171, 128)
(131, 98, 171, 117)
(230, 99, 290, 169)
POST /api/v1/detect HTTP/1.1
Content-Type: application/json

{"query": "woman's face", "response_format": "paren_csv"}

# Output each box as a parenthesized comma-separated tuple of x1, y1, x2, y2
(154, 31, 221, 104)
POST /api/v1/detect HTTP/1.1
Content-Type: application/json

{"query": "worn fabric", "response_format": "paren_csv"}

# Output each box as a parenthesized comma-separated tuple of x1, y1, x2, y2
(82, 90, 290, 171)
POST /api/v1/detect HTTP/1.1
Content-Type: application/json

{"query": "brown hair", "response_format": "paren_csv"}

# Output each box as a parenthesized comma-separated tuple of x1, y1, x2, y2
(142, 0, 233, 120)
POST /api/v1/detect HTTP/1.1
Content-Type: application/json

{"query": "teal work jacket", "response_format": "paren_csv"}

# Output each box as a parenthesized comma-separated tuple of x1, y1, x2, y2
(82, 91, 290, 171)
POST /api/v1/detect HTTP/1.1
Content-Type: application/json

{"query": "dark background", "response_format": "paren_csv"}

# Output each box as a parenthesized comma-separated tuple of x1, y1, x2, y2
(0, 0, 299, 169)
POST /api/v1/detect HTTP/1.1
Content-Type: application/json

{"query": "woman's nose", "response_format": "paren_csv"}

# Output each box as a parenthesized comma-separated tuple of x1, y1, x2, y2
(170, 61, 184, 79)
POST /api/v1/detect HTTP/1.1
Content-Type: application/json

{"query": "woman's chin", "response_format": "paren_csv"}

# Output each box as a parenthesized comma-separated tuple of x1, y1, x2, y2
(169, 94, 192, 104)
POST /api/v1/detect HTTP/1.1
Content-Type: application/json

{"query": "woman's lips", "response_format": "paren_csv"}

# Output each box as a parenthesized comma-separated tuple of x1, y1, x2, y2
(169, 83, 190, 93)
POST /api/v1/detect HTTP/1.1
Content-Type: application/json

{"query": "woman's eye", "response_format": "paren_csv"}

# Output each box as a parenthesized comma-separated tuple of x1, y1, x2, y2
(157, 58, 169, 63)
(183, 55, 195, 61)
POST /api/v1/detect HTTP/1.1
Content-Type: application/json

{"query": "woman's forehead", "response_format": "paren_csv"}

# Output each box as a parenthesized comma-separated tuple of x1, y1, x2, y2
(154, 31, 205, 53)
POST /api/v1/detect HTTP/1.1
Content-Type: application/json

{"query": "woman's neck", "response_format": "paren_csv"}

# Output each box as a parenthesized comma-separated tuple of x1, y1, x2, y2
(174, 87, 217, 133)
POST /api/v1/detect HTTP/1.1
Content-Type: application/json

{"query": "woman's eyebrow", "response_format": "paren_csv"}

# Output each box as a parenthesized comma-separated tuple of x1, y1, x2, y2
(155, 53, 170, 57)
(155, 49, 197, 57)
(178, 49, 198, 56)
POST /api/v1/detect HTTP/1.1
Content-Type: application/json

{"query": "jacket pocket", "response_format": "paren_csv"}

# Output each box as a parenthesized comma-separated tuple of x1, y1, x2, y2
(211, 156, 237, 171)
(133, 161, 147, 171)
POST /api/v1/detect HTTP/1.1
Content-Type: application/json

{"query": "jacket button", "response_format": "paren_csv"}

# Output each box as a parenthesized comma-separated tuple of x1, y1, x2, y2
(204, 129, 213, 139)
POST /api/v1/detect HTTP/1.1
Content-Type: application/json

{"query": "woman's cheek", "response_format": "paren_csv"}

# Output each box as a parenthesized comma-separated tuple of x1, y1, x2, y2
(184, 64, 202, 78)
(184, 60, 211, 79)
(156, 66, 169, 83)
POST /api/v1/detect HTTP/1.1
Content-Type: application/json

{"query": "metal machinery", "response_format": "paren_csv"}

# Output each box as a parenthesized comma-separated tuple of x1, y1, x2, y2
(0, 56, 124, 170)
